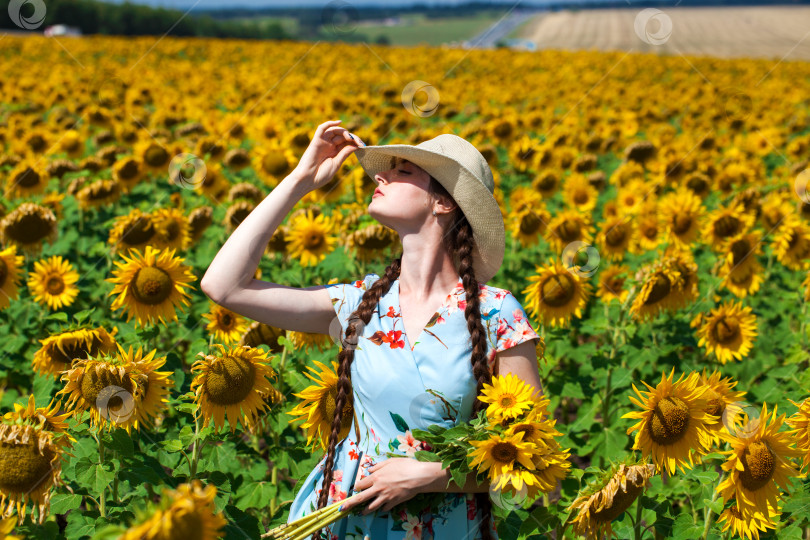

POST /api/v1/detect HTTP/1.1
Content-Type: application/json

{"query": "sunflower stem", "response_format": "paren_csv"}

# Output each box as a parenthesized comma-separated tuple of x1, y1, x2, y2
(633, 494, 643, 540)
(96, 429, 107, 517)
(191, 412, 203, 477)
(701, 473, 722, 540)
(269, 344, 289, 518)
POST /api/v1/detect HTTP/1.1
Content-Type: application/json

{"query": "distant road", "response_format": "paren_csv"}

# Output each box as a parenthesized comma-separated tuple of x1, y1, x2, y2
(516, 6, 810, 60)
(463, 9, 541, 49)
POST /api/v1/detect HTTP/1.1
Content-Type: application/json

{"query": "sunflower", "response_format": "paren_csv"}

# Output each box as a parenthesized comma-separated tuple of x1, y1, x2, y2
(285, 209, 338, 267)
(716, 402, 803, 521)
(563, 172, 599, 213)
(190, 344, 279, 433)
(662, 249, 699, 311)
(717, 230, 764, 298)
(596, 216, 634, 262)
(203, 301, 248, 344)
(188, 206, 214, 242)
(0, 516, 22, 539)
(111, 156, 146, 192)
(469, 432, 537, 486)
(223, 200, 256, 233)
(772, 214, 810, 271)
(532, 169, 560, 197)
(2, 395, 73, 443)
(568, 459, 656, 540)
(660, 188, 703, 247)
(596, 265, 630, 304)
(0, 423, 68, 525)
(107, 208, 158, 254)
(787, 397, 810, 472)
(287, 359, 354, 452)
(0, 202, 58, 255)
(151, 207, 191, 252)
(622, 369, 717, 475)
(523, 260, 592, 328)
(703, 203, 755, 249)
(634, 207, 663, 253)
(629, 262, 682, 321)
(27, 255, 80, 310)
(508, 186, 543, 214)
(478, 373, 537, 423)
(195, 162, 231, 203)
(716, 502, 778, 540)
(524, 438, 571, 496)
(699, 369, 747, 446)
(119, 480, 227, 540)
(615, 180, 651, 216)
(6, 160, 50, 198)
(287, 329, 334, 353)
(32, 326, 118, 378)
(0, 245, 25, 311)
(58, 344, 173, 433)
(238, 321, 286, 353)
(694, 300, 758, 364)
(106, 246, 196, 327)
(544, 210, 594, 253)
(134, 139, 172, 173)
(76, 178, 122, 210)
(346, 222, 400, 262)
(510, 206, 550, 248)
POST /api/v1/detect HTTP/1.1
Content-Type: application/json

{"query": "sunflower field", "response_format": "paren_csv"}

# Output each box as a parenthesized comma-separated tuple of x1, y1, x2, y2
(1, 34, 810, 540)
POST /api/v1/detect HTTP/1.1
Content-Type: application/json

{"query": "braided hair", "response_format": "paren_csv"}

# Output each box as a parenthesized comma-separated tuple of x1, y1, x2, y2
(313, 175, 496, 540)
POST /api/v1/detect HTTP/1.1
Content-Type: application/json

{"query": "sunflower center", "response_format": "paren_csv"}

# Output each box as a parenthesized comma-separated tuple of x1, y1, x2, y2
(644, 274, 672, 305)
(16, 167, 42, 188)
(204, 355, 256, 405)
(46, 276, 65, 295)
(672, 214, 693, 234)
(714, 215, 741, 238)
(540, 273, 576, 307)
(535, 174, 556, 192)
(712, 317, 740, 344)
(0, 258, 7, 287)
(730, 239, 751, 266)
(80, 366, 135, 414)
(219, 312, 235, 330)
(0, 441, 55, 494)
(163, 220, 181, 243)
(304, 232, 325, 249)
(573, 190, 589, 205)
(740, 441, 776, 491)
(648, 396, 690, 445)
(491, 441, 518, 464)
(170, 507, 205, 539)
(591, 481, 645, 523)
(498, 393, 516, 408)
(131, 266, 173, 305)
(6, 213, 53, 244)
(49, 341, 90, 368)
(512, 424, 535, 440)
(117, 159, 140, 181)
(704, 389, 725, 417)
(605, 224, 628, 247)
(122, 217, 156, 245)
(144, 145, 170, 167)
(556, 219, 581, 243)
(519, 212, 542, 235)
(262, 152, 290, 176)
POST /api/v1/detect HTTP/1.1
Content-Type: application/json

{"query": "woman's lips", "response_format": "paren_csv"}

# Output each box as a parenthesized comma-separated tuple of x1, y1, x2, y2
(373, 188, 383, 197)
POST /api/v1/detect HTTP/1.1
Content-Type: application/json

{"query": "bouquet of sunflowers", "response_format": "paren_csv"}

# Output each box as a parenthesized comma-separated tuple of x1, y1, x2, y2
(264, 374, 570, 539)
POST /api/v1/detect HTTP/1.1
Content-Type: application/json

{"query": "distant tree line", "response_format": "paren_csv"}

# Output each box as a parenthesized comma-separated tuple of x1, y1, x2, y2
(0, 0, 291, 40)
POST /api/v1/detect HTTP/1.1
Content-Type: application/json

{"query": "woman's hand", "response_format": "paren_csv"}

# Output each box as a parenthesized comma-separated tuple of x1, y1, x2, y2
(340, 457, 433, 516)
(291, 119, 366, 193)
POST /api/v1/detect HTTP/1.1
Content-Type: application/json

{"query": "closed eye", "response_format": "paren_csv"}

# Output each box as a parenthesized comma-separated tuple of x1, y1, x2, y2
(398, 169, 410, 174)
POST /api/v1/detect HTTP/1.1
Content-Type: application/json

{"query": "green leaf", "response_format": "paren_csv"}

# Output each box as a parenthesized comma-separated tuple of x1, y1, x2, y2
(671, 513, 703, 540)
(235, 481, 276, 511)
(65, 511, 97, 538)
(450, 468, 467, 490)
(389, 412, 410, 433)
(161, 439, 184, 453)
(50, 493, 83, 514)
(108, 428, 134, 458)
(45, 312, 69, 323)
(74, 308, 96, 324)
(412, 450, 441, 462)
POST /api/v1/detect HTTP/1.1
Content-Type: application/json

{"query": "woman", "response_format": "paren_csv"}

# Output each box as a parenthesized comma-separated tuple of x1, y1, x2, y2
(201, 120, 544, 539)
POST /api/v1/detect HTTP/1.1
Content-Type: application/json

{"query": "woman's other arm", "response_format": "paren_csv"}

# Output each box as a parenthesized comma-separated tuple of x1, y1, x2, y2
(200, 120, 363, 335)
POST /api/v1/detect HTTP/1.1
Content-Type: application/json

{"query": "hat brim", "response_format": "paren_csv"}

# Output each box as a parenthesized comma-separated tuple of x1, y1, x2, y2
(353, 144, 505, 284)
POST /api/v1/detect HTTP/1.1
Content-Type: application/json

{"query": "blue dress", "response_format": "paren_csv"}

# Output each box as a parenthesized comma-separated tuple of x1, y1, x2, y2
(287, 272, 542, 540)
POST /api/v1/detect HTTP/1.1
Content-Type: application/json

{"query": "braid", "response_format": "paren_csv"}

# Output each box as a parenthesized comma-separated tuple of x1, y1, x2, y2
(313, 255, 402, 540)
(435, 177, 496, 540)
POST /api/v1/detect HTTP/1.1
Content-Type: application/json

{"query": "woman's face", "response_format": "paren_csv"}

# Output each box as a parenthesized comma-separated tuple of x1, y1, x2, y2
(368, 156, 436, 231)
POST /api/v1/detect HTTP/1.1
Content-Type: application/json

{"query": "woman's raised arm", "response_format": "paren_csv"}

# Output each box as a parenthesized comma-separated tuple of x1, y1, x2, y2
(200, 119, 364, 335)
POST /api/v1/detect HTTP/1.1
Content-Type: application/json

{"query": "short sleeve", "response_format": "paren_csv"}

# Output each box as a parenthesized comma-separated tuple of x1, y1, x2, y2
(494, 291, 541, 355)
(324, 273, 379, 340)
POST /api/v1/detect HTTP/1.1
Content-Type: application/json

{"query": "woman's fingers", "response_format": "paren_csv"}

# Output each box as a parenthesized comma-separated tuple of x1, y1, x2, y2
(315, 119, 342, 138)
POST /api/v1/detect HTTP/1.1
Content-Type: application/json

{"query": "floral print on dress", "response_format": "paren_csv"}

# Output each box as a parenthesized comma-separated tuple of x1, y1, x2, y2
(288, 273, 538, 539)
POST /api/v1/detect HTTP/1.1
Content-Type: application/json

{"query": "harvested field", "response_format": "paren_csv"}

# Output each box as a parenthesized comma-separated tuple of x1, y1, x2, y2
(519, 6, 810, 60)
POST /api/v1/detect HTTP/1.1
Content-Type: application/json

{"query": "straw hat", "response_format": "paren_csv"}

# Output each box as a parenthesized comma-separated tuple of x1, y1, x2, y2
(352, 133, 505, 284)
